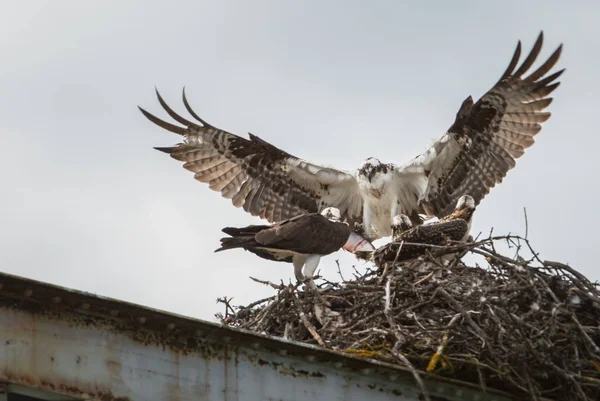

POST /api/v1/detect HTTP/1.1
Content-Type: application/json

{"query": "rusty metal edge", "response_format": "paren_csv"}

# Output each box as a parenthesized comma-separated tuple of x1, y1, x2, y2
(0, 271, 521, 400)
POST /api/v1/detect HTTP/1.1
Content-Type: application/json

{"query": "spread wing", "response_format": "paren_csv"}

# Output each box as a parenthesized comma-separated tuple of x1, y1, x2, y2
(140, 90, 364, 225)
(414, 31, 564, 218)
(255, 214, 351, 255)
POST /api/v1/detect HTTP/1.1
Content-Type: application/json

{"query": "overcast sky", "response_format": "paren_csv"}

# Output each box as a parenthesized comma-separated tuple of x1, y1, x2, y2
(1, 1, 598, 321)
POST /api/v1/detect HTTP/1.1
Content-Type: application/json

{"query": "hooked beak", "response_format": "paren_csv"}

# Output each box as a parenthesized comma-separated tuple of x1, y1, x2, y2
(367, 169, 376, 182)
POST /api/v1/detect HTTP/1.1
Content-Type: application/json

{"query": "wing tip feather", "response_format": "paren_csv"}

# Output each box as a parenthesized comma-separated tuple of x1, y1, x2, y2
(154, 88, 196, 128)
(182, 87, 211, 127)
(154, 146, 176, 154)
(512, 31, 544, 78)
(139, 106, 186, 135)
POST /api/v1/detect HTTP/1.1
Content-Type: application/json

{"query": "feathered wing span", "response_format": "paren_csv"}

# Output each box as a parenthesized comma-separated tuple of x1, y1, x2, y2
(371, 219, 469, 266)
(415, 31, 564, 218)
(215, 213, 352, 259)
(140, 89, 364, 225)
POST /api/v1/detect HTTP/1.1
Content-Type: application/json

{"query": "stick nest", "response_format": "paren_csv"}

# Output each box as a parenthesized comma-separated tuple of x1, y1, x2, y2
(217, 234, 600, 401)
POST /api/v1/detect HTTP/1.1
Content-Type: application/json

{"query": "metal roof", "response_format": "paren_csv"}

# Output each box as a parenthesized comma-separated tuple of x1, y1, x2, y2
(0, 271, 519, 401)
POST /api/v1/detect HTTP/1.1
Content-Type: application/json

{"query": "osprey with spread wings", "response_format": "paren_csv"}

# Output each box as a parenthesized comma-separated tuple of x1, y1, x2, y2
(140, 32, 563, 240)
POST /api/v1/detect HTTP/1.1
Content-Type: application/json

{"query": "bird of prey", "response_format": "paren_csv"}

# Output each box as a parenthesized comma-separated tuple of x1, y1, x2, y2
(214, 207, 375, 286)
(358, 195, 476, 266)
(140, 32, 563, 241)
(437, 195, 476, 241)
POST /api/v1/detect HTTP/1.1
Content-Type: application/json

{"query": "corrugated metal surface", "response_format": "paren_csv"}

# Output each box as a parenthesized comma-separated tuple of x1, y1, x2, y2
(0, 272, 516, 401)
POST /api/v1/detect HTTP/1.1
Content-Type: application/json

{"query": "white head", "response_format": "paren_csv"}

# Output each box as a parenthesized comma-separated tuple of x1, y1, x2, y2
(321, 207, 342, 222)
(453, 195, 476, 225)
(455, 195, 476, 212)
(391, 214, 413, 240)
(357, 157, 392, 184)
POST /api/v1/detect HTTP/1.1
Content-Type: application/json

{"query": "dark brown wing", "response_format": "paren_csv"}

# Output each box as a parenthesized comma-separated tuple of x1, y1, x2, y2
(419, 32, 564, 218)
(140, 89, 363, 225)
(372, 219, 469, 265)
(255, 214, 351, 255)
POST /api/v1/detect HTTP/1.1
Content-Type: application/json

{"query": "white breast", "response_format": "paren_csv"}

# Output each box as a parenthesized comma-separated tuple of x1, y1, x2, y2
(358, 170, 427, 239)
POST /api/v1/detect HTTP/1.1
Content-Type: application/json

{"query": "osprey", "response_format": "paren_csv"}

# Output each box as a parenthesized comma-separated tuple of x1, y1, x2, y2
(214, 207, 374, 286)
(438, 195, 476, 241)
(360, 195, 476, 266)
(140, 32, 563, 240)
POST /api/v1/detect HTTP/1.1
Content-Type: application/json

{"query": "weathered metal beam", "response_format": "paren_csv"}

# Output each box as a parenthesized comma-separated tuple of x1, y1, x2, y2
(0, 272, 516, 401)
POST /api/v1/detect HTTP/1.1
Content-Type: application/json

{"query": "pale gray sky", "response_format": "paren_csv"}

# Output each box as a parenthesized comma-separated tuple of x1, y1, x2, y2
(1, 1, 598, 321)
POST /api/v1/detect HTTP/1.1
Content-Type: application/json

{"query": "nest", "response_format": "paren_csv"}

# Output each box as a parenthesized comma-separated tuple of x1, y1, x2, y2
(217, 233, 600, 401)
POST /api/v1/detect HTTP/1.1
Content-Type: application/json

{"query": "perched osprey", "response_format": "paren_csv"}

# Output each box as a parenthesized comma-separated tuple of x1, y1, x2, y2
(437, 195, 476, 242)
(358, 195, 476, 266)
(141, 32, 563, 240)
(214, 207, 374, 285)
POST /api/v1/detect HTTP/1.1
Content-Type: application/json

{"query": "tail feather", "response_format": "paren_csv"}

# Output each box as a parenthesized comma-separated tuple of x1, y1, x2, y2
(214, 235, 258, 253)
(221, 225, 269, 237)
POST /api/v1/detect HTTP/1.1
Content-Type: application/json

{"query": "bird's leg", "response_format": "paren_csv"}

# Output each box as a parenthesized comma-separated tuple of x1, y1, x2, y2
(362, 204, 376, 241)
(292, 254, 309, 282)
(390, 196, 399, 221)
(302, 254, 322, 290)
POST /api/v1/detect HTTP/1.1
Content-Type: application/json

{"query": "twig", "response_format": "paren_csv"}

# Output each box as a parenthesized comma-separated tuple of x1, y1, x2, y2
(392, 344, 431, 401)
(249, 276, 284, 290)
(571, 313, 600, 355)
(427, 331, 449, 373)
(336, 259, 346, 282)
(379, 240, 405, 284)
(385, 276, 392, 313)
(523, 207, 529, 240)
(299, 311, 326, 346)
(544, 261, 596, 292)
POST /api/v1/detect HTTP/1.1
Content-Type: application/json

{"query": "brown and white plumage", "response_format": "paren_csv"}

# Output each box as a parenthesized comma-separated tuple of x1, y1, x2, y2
(141, 32, 563, 240)
(438, 195, 476, 241)
(215, 207, 374, 284)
